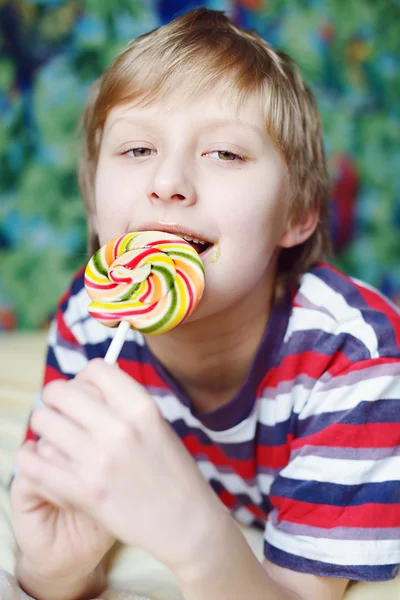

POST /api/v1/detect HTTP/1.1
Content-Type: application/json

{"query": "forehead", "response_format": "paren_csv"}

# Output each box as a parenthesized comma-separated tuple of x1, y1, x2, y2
(103, 87, 268, 135)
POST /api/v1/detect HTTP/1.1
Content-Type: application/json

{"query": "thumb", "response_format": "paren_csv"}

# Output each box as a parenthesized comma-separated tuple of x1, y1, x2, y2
(78, 358, 153, 419)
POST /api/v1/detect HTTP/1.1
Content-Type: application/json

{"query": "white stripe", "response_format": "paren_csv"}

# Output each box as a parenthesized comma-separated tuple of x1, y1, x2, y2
(48, 319, 57, 345)
(234, 506, 259, 526)
(33, 391, 44, 409)
(281, 455, 400, 485)
(259, 372, 400, 425)
(53, 345, 87, 375)
(258, 366, 400, 428)
(70, 318, 145, 347)
(197, 460, 262, 504)
(257, 473, 274, 495)
(258, 387, 310, 426)
(287, 274, 379, 357)
(265, 520, 400, 566)
(153, 392, 257, 444)
(63, 286, 91, 327)
(299, 375, 400, 418)
(71, 318, 110, 346)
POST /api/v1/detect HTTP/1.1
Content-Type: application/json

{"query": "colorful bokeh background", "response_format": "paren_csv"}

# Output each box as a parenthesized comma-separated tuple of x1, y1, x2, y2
(0, 0, 399, 330)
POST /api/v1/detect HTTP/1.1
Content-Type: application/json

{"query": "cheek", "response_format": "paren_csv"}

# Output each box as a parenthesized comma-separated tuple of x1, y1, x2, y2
(220, 192, 287, 250)
(94, 161, 134, 243)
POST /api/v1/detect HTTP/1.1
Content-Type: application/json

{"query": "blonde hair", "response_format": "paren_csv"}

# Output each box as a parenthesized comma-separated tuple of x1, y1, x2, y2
(79, 8, 332, 295)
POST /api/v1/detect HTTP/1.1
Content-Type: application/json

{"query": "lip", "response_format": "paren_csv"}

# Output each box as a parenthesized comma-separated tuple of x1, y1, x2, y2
(133, 222, 215, 255)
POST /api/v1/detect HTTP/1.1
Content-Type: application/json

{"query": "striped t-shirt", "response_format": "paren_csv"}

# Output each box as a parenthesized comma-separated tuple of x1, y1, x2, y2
(25, 262, 400, 582)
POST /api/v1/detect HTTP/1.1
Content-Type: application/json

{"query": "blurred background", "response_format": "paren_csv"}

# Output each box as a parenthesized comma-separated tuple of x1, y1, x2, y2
(0, 0, 399, 330)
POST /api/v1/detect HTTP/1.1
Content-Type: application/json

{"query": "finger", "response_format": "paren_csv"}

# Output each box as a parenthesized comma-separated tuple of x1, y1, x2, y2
(37, 439, 72, 469)
(15, 441, 102, 509)
(12, 445, 70, 509)
(79, 359, 156, 421)
(12, 471, 69, 510)
(43, 379, 113, 432)
(31, 406, 96, 465)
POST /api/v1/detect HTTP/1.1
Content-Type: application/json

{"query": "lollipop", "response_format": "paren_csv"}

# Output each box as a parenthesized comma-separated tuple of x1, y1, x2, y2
(84, 231, 205, 363)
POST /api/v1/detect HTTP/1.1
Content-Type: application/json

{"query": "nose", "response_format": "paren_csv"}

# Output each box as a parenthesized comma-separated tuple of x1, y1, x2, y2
(146, 153, 197, 207)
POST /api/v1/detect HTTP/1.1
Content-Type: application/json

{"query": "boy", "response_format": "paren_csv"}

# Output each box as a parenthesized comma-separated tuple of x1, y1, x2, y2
(10, 8, 400, 600)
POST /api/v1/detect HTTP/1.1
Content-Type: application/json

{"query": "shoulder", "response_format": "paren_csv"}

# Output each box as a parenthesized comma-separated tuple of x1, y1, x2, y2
(286, 262, 400, 363)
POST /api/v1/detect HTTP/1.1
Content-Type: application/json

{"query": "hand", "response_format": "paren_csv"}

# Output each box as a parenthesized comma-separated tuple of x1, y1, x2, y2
(15, 360, 227, 577)
(10, 456, 115, 582)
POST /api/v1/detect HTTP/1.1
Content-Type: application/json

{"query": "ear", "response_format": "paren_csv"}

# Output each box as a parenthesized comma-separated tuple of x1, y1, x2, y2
(278, 209, 319, 249)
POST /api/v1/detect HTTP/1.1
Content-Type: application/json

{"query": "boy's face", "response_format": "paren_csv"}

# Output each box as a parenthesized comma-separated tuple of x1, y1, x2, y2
(94, 89, 303, 320)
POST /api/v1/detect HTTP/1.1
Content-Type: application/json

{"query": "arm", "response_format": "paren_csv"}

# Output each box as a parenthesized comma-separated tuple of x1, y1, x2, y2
(16, 360, 397, 600)
(16, 554, 108, 600)
(174, 512, 348, 600)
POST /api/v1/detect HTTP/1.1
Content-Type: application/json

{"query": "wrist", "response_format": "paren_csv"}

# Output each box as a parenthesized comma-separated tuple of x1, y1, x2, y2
(174, 505, 238, 585)
(16, 554, 107, 600)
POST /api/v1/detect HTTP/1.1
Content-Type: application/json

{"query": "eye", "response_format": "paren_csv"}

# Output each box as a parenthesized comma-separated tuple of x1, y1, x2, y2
(123, 147, 154, 157)
(205, 150, 244, 161)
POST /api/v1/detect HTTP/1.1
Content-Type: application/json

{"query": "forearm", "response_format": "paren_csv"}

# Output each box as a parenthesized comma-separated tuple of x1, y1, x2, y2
(176, 514, 294, 600)
(16, 554, 107, 600)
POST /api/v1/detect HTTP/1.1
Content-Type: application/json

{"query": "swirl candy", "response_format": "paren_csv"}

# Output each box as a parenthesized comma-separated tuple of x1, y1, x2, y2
(84, 231, 205, 336)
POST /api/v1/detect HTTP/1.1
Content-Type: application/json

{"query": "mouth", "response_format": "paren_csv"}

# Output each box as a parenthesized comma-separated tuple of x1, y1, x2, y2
(137, 224, 214, 256)
(179, 234, 212, 255)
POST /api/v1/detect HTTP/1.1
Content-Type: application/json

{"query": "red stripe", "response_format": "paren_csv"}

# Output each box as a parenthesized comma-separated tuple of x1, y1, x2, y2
(147, 239, 190, 248)
(354, 282, 400, 350)
(257, 435, 294, 470)
(334, 356, 400, 374)
(322, 263, 400, 350)
(24, 426, 39, 443)
(177, 268, 194, 316)
(270, 496, 400, 528)
(114, 235, 124, 258)
(292, 422, 400, 450)
(247, 504, 269, 520)
(182, 434, 293, 476)
(86, 280, 116, 290)
(57, 267, 85, 307)
(258, 351, 353, 391)
(58, 286, 72, 308)
(89, 303, 155, 319)
(56, 309, 80, 346)
(217, 489, 268, 521)
(139, 277, 153, 302)
(118, 358, 167, 387)
(218, 489, 237, 510)
(121, 247, 157, 270)
(183, 434, 256, 479)
(43, 364, 69, 386)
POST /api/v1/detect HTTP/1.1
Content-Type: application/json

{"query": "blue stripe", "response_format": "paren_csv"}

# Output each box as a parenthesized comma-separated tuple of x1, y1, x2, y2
(296, 399, 400, 439)
(46, 347, 76, 379)
(271, 476, 400, 506)
(171, 418, 293, 460)
(210, 478, 273, 516)
(265, 543, 400, 582)
(282, 328, 372, 362)
(313, 265, 400, 357)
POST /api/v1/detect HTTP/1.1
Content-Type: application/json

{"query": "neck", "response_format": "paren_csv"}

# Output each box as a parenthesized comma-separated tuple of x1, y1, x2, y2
(145, 275, 274, 413)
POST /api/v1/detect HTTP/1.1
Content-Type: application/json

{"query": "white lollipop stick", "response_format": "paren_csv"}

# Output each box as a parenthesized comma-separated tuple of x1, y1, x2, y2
(104, 320, 130, 365)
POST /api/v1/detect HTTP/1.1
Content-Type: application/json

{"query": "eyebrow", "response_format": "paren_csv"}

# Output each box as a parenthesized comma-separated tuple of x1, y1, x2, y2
(104, 115, 266, 141)
(199, 118, 266, 139)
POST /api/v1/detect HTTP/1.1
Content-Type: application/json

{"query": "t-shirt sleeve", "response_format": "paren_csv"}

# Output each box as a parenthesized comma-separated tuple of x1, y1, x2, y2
(264, 358, 400, 582)
(24, 271, 91, 443)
